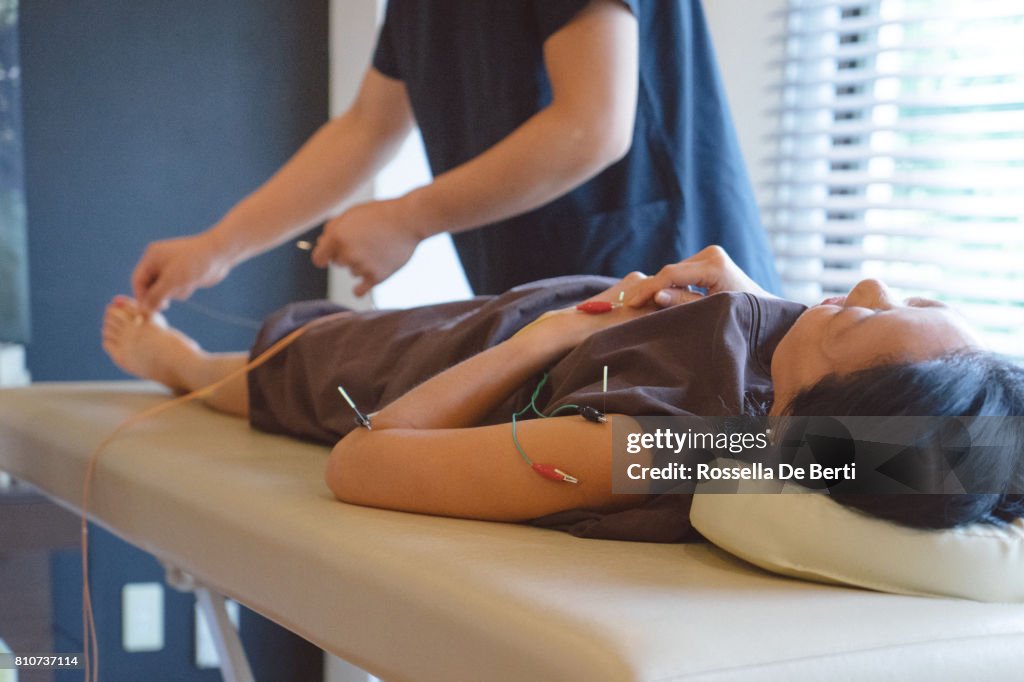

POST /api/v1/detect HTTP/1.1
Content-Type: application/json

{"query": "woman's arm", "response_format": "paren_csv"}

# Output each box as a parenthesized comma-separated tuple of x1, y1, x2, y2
(360, 272, 650, 432)
(328, 417, 645, 521)
(326, 275, 654, 519)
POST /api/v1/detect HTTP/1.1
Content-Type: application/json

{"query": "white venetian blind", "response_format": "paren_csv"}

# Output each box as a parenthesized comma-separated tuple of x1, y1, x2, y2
(764, 0, 1024, 361)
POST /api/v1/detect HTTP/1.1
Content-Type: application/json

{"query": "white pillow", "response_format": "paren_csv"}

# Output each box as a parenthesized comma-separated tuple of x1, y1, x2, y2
(690, 487, 1024, 602)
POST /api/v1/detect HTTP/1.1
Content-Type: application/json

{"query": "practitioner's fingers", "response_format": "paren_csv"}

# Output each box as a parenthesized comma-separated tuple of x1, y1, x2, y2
(316, 203, 418, 297)
(131, 243, 181, 315)
(311, 214, 352, 269)
(141, 274, 187, 315)
(352, 274, 377, 299)
(130, 263, 151, 302)
(139, 279, 169, 315)
(133, 234, 233, 315)
(310, 231, 376, 297)
(131, 256, 161, 311)
(310, 235, 334, 269)
(133, 259, 181, 315)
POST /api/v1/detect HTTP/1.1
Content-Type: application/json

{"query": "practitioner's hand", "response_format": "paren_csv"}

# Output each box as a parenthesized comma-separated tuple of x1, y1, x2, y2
(626, 245, 773, 309)
(312, 199, 421, 297)
(131, 232, 233, 315)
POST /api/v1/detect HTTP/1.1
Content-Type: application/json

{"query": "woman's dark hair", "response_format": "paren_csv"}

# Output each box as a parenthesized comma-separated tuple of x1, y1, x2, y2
(783, 351, 1024, 530)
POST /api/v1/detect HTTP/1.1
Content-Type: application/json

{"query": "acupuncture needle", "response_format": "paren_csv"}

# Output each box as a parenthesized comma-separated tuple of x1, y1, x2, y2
(337, 385, 372, 430)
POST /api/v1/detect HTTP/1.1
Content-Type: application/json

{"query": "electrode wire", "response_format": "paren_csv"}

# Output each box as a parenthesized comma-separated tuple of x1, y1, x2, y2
(178, 299, 263, 330)
(79, 318, 321, 682)
(510, 373, 581, 466)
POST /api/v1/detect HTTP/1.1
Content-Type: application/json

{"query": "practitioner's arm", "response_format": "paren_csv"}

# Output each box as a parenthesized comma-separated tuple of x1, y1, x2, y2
(312, 0, 639, 295)
(131, 69, 414, 313)
(326, 275, 653, 520)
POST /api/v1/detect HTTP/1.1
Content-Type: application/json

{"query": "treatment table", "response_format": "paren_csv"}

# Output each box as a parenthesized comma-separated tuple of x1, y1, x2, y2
(1, 383, 1023, 681)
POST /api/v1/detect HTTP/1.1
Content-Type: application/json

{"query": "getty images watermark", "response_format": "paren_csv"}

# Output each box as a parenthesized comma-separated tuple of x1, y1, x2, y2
(610, 416, 1024, 495)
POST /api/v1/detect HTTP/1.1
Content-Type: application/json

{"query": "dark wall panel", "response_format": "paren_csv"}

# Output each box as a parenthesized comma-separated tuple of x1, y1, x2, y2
(19, 3, 330, 679)
(21, 0, 329, 380)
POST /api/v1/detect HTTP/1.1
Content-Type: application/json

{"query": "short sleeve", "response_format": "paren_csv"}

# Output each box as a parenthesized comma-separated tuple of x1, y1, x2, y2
(371, 0, 401, 79)
(533, 0, 639, 43)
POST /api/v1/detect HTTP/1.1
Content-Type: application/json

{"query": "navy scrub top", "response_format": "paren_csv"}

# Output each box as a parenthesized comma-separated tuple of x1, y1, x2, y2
(372, 0, 780, 295)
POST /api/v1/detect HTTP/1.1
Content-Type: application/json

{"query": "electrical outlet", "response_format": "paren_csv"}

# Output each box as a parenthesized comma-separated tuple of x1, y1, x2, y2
(122, 583, 165, 652)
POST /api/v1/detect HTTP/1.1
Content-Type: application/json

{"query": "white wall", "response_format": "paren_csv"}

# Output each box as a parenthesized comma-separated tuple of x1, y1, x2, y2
(702, 0, 787, 202)
(325, 0, 382, 310)
(327, 0, 471, 311)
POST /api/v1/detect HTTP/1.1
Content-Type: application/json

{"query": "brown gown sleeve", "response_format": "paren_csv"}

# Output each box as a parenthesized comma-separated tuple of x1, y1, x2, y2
(246, 276, 615, 444)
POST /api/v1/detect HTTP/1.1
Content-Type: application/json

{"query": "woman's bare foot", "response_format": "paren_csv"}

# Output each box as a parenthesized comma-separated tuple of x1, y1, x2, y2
(102, 296, 202, 391)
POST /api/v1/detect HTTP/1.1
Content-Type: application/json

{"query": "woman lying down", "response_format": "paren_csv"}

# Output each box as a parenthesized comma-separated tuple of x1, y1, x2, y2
(102, 246, 1024, 542)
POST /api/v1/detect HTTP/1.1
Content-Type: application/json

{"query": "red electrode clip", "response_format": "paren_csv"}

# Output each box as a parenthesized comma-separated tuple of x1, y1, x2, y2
(575, 301, 622, 314)
(532, 463, 579, 484)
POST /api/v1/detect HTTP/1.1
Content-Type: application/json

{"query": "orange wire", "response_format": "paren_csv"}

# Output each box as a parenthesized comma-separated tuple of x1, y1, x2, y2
(79, 320, 317, 682)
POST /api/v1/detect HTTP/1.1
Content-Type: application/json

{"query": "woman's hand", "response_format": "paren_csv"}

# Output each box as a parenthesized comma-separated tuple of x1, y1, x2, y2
(626, 245, 774, 309)
(131, 232, 234, 315)
(521, 271, 665, 350)
(311, 199, 422, 297)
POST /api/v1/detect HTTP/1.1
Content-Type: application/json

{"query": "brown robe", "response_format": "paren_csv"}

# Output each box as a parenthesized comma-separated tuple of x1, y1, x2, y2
(248, 276, 806, 542)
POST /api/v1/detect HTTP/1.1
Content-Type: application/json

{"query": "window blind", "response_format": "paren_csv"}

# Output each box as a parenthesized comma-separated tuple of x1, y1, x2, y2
(765, 0, 1024, 360)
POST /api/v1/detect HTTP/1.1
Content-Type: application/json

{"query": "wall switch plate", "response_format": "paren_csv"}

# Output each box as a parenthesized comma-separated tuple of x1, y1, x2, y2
(122, 583, 165, 652)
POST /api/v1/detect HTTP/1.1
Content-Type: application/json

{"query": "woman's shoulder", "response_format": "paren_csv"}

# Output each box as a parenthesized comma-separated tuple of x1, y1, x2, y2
(687, 292, 807, 330)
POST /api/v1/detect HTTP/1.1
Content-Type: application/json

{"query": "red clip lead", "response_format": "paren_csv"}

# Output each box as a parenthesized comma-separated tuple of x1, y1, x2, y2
(575, 301, 621, 314)
(532, 463, 580, 484)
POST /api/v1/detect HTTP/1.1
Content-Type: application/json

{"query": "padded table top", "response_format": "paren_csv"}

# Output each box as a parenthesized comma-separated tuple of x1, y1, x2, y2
(2, 382, 1023, 681)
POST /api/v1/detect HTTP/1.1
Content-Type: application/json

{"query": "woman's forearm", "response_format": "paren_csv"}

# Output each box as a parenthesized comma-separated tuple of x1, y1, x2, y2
(368, 319, 571, 432)
(327, 286, 655, 517)
(368, 275, 655, 431)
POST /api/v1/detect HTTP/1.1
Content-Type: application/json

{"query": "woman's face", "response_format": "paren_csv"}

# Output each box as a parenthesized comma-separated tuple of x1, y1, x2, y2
(769, 279, 981, 413)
